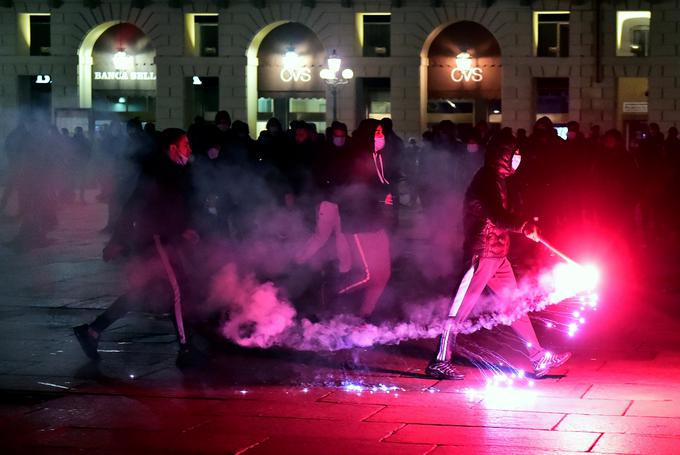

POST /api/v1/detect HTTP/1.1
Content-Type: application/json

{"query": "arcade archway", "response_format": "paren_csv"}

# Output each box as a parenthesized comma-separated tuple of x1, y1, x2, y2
(420, 21, 502, 132)
(246, 22, 326, 136)
(78, 22, 156, 126)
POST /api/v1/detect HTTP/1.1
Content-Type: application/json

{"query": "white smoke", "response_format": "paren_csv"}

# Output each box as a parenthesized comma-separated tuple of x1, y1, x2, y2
(210, 261, 597, 352)
(208, 263, 296, 348)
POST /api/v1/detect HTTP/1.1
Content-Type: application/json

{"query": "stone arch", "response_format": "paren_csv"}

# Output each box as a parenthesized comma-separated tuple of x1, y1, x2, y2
(245, 20, 327, 135)
(419, 19, 504, 132)
(77, 22, 156, 111)
(74, 5, 164, 108)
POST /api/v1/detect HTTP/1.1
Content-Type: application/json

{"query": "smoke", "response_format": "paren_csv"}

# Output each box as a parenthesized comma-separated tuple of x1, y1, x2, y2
(209, 263, 297, 348)
(208, 258, 596, 352)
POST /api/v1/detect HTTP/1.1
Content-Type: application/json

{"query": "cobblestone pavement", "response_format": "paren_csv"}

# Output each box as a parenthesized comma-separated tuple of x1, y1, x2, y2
(2, 194, 680, 454)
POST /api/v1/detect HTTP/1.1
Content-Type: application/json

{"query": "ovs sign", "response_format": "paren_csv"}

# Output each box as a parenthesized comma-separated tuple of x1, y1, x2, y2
(450, 52, 483, 83)
(450, 67, 483, 82)
(280, 67, 311, 83)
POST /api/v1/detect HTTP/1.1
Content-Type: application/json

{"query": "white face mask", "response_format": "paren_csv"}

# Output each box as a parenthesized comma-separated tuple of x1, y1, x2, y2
(374, 136, 386, 152)
(333, 137, 346, 147)
(467, 143, 480, 153)
(511, 154, 522, 171)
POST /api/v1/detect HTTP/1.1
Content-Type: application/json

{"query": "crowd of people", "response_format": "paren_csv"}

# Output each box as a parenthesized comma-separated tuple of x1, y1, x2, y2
(2, 108, 679, 373)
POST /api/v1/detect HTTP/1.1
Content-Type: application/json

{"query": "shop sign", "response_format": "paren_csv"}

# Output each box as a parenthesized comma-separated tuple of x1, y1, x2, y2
(280, 67, 311, 83)
(94, 71, 157, 81)
(623, 101, 648, 113)
(450, 67, 483, 83)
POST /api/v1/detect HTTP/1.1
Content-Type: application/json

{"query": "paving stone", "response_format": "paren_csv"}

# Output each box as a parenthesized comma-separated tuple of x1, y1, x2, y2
(367, 405, 564, 430)
(386, 424, 600, 451)
(592, 433, 680, 454)
(9, 404, 211, 431)
(10, 426, 267, 454)
(557, 413, 680, 436)
(196, 416, 402, 440)
(584, 383, 680, 401)
(626, 400, 680, 417)
(321, 389, 475, 407)
(474, 395, 631, 416)
(241, 437, 435, 455)
(138, 396, 385, 420)
(430, 446, 594, 455)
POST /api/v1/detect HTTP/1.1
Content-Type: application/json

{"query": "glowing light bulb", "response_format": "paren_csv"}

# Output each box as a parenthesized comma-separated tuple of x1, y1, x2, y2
(320, 68, 333, 80)
(113, 50, 133, 70)
(328, 54, 341, 73)
(283, 50, 300, 71)
(456, 52, 472, 71)
(341, 68, 354, 79)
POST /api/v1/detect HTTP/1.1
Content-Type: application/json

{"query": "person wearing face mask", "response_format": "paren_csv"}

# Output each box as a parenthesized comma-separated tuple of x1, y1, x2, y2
(73, 128, 204, 369)
(335, 119, 396, 318)
(425, 133, 572, 380)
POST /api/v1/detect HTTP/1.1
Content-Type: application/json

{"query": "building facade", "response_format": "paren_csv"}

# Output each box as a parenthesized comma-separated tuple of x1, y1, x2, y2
(1, 0, 678, 145)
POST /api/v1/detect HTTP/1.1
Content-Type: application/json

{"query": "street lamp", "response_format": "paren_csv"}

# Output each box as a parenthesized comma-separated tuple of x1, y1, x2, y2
(320, 49, 353, 122)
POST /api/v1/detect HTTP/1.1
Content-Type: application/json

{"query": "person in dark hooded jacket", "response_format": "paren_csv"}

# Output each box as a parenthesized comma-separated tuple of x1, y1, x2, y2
(72, 128, 202, 368)
(426, 132, 572, 380)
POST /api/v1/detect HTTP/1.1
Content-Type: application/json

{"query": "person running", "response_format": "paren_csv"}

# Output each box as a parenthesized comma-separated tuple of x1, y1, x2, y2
(426, 133, 572, 380)
(73, 128, 202, 368)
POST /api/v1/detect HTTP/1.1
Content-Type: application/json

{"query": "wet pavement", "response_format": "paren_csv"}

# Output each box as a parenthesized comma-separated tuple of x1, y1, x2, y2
(2, 193, 680, 454)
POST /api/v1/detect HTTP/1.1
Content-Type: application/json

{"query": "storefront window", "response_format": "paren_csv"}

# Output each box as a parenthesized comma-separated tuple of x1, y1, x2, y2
(290, 97, 326, 132)
(535, 77, 569, 124)
(360, 13, 390, 57)
(185, 76, 219, 122)
(618, 77, 648, 151)
(534, 12, 569, 57)
(29, 14, 51, 56)
(617, 11, 650, 57)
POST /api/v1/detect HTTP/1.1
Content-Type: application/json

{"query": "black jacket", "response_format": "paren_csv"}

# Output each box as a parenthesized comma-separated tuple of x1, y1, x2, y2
(463, 142, 526, 260)
(111, 151, 195, 251)
(337, 142, 397, 234)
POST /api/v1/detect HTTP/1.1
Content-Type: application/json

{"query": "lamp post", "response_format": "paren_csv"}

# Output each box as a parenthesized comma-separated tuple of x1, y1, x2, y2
(320, 49, 353, 122)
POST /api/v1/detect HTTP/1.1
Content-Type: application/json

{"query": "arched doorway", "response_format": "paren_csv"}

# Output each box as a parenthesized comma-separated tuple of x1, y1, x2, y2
(246, 22, 326, 136)
(421, 21, 502, 132)
(78, 22, 156, 128)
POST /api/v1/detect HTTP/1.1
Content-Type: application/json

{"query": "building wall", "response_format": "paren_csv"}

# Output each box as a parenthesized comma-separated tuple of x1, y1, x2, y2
(0, 0, 678, 144)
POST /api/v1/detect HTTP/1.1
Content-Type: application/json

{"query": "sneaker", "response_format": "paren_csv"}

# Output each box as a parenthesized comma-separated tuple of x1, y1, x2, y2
(532, 351, 572, 378)
(425, 360, 465, 380)
(73, 324, 100, 361)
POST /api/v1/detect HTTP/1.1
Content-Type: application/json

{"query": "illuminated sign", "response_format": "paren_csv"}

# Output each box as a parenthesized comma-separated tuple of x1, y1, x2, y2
(450, 52, 483, 83)
(279, 50, 311, 83)
(94, 71, 156, 81)
(280, 68, 311, 82)
(451, 67, 483, 82)
(35, 74, 51, 84)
